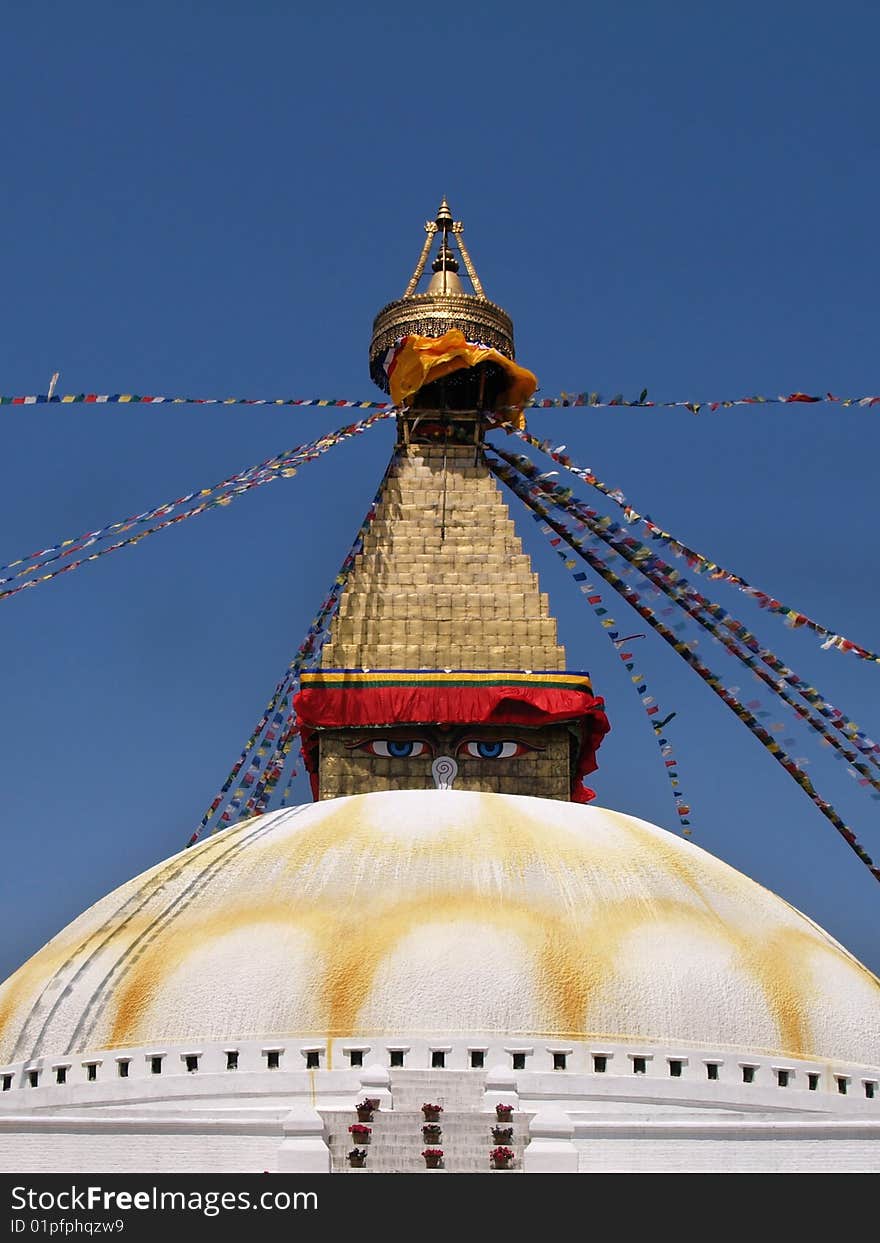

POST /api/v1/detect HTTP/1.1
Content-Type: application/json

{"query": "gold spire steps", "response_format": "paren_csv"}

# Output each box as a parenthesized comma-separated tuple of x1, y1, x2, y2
(295, 201, 609, 803)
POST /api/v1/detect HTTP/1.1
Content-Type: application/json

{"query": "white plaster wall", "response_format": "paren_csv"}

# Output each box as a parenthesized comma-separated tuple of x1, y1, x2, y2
(0, 1125, 282, 1174)
(576, 1131, 880, 1173)
(0, 1118, 285, 1173)
(2, 1034, 878, 1116)
(1, 1112, 878, 1174)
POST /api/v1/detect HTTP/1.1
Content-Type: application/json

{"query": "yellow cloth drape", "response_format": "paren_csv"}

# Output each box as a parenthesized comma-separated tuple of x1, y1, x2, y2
(387, 330, 537, 429)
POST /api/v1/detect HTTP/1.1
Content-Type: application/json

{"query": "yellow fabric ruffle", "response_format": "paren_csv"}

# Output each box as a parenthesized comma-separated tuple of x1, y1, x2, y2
(387, 330, 536, 429)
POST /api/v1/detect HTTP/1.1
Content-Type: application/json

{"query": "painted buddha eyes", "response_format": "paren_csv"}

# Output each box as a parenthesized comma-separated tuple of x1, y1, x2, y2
(362, 740, 430, 758)
(354, 739, 536, 759)
(459, 740, 528, 759)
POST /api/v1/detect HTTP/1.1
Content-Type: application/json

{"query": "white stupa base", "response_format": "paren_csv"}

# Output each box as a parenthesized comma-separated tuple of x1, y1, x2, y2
(2, 1032, 878, 1173)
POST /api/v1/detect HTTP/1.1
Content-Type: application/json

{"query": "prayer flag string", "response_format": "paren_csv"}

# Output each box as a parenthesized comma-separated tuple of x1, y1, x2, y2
(0, 410, 396, 602)
(487, 417, 880, 664)
(491, 445, 880, 796)
(489, 455, 880, 883)
(1, 387, 879, 413)
(187, 454, 398, 845)
(0, 393, 396, 409)
(528, 511, 692, 830)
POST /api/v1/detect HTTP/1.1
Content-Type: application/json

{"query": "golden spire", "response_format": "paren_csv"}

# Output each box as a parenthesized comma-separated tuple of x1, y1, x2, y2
(402, 198, 485, 300)
(425, 235, 463, 296)
(369, 198, 515, 393)
(436, 195, 453, 228)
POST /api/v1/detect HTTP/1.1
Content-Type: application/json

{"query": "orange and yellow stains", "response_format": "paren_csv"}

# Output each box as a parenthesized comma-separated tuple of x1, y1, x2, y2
(0, 822, 258, 1057)
(602, 813, 833, 1056)
(599, 809, 737, 917)
(735, 928, 826, 1059)
(3, 794, 879, 1064)
(0, 939, 80, 1058)
(536, 903, 642, 1039)
(109, 902, 323, 1046)
(549, 897, 745, 1042)
(40, 799, 848, 1051)
(247, 793, 637, 903)
(318, 893, 557, 1036)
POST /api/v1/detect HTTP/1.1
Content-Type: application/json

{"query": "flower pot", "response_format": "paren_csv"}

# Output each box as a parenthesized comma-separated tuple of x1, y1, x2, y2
(355, 1097, 379, 1121)
(491, 1127, 513, 1143)
(349, 1154, 366, 1168)
(490, 1145, 515, 1170)
(422, 1126, 442, 1142)
(495, 1106, 514, 1121)
(422, 1108, 441, 1123)
(424, 1155, 442, 1169)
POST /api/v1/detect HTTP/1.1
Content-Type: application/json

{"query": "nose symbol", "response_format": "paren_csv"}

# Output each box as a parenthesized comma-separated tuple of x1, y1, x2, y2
(432, 755, 458, 790)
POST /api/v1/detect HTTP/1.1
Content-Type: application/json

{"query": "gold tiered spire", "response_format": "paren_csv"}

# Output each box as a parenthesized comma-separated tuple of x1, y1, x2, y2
(298, 201, 608, 804)
(401, 197, 486, 300)
(333, 198, 560, 679)
(319, 445, 566, 675)
(314, 443, 573, 800)
(369, 198, 515, 393)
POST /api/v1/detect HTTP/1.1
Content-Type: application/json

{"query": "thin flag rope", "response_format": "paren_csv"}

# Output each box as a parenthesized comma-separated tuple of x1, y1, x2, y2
(491, 449, 880, 803)
(2, 387, 880, 412)
(490, 456, 880, 883)
(0, 408, 395, 581)
(487, 417, 880, 663)
(523, 390, 880, 412)
(529, 510, 692, 830)
(188, 454, 399, 844)
(244, 454, 400, 821)
(490, 445, 880, 772)
(0, 410, 395, 601)
(0, 393, 397, 409)
(0, 480, 275, 602)
(10, 389, 873, 660)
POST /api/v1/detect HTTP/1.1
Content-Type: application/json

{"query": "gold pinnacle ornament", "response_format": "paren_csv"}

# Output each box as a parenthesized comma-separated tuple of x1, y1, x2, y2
(369, 198, 516, 393)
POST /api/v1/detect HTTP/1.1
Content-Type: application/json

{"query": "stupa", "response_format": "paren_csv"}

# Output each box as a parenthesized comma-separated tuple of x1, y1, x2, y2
(0, 202, 878, 1174)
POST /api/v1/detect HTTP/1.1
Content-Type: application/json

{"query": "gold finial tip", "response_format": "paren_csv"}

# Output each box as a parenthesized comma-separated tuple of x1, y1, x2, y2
(436, 197, 453, 229)
(369, 195, 511, 389)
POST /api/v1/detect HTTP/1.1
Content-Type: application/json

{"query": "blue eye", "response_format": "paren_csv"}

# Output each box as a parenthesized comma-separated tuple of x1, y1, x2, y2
(459, 741, 529, 759)
(355, 740, 429, 758)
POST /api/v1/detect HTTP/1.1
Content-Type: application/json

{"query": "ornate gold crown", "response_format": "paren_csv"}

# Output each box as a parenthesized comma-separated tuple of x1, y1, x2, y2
(369, 198, 515, 393)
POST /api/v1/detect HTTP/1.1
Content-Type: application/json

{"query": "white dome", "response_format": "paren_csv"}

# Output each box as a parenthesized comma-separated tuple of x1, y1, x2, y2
(1, 790, 878, 1066)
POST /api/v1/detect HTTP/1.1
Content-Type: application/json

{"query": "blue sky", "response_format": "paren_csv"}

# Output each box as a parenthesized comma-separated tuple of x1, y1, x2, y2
(1, 1, 879, 983)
